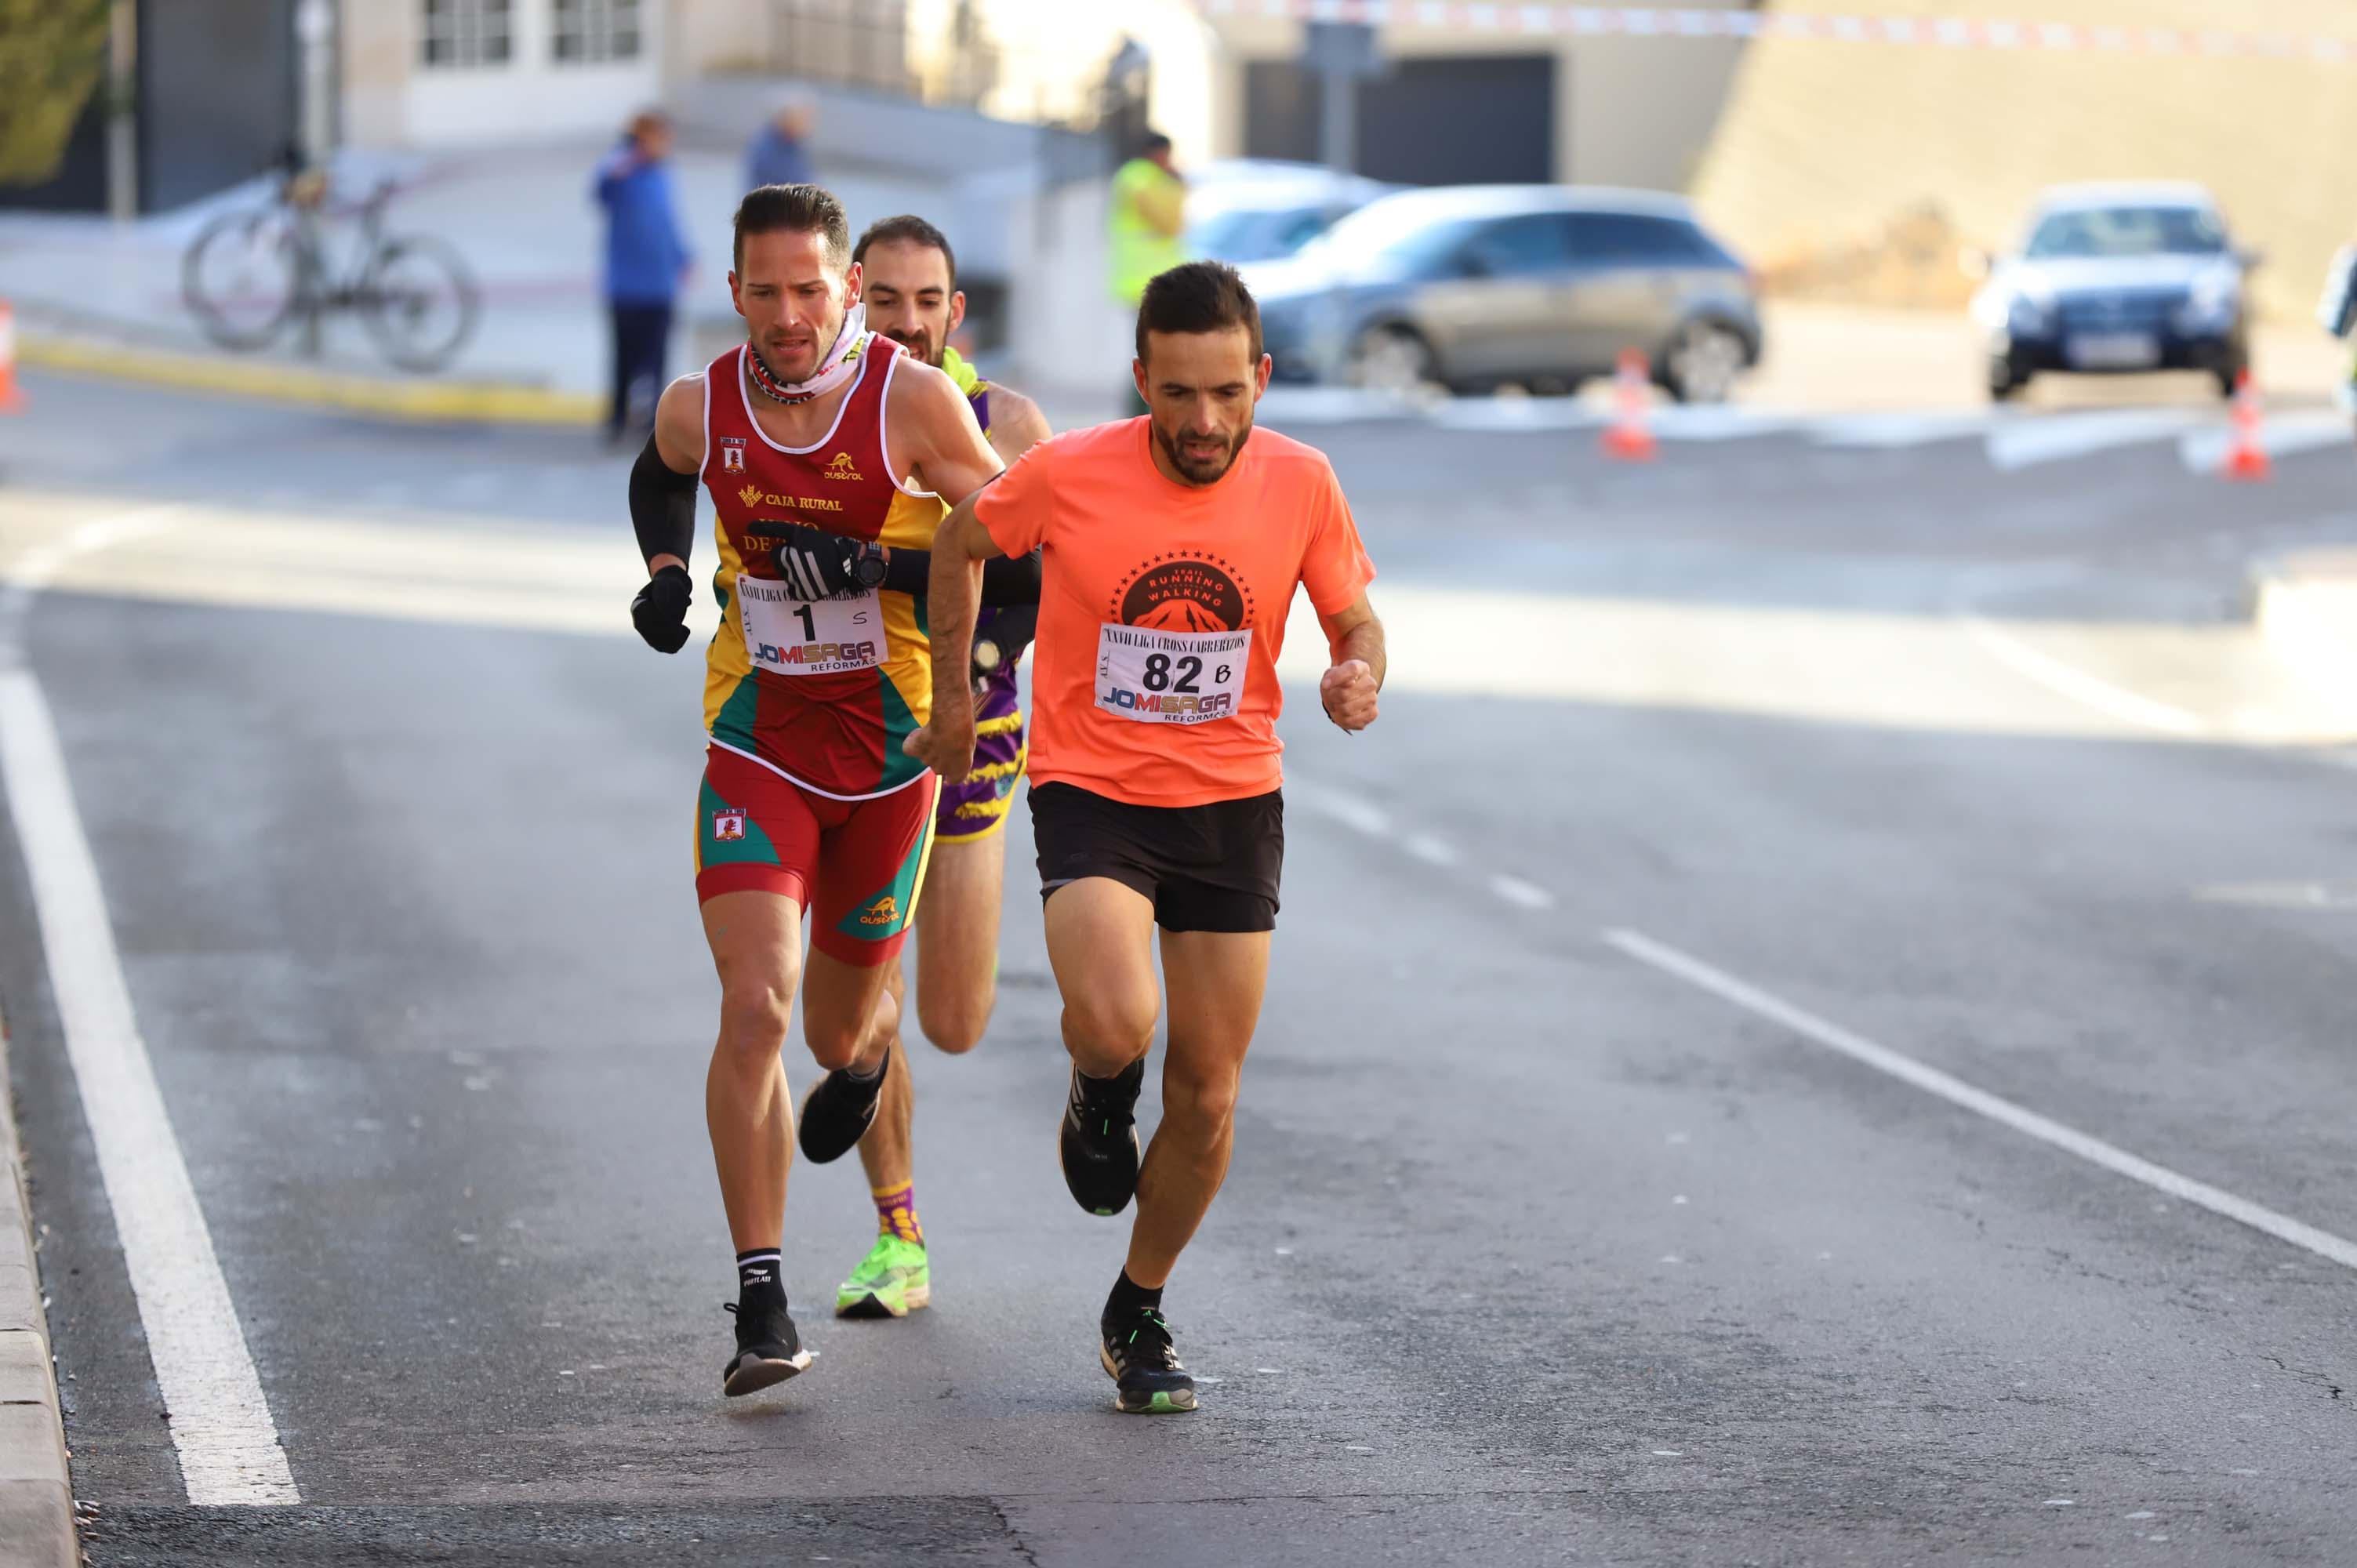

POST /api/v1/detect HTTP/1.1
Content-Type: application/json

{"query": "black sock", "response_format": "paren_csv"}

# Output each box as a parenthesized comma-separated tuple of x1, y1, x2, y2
(736, 1248, 786, 1308)
(1104, 1269, 1163, 1324)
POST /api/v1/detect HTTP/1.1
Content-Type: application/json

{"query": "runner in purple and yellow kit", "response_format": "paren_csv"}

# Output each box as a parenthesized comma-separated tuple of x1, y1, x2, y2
(812, 216, 1055, 1319)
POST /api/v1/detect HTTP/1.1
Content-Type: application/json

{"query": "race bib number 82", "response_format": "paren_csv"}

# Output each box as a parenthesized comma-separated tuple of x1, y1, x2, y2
(1095, 625, 1251, 724)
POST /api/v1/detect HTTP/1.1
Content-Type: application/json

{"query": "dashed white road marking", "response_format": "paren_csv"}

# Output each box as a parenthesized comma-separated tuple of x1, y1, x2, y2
(1403, 833, 1458, 867)
(1603, 927, 2357, 1274)
(0, 510, 301, 1506)
(1961, 615, 2207, 737)
(1488, 874, 1557, 911)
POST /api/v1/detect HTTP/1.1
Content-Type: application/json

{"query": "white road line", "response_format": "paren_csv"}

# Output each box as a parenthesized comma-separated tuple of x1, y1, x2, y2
(1984, 408, 2204, 471)
(0, 514, 300, 1505)
(1603, 927, 2357, 1274)
(1961, 615, 2206, 737)
(1292, 785, 1392, 837)
(2177, 411, 2353, 474)
(1489, 874, 1557, 910)
(1404, 833, 1459, 867)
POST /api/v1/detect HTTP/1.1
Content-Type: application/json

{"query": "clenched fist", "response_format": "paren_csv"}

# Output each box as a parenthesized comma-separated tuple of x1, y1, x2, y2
(1320, 658, 1378, 732)
(902, 720, 978, 785)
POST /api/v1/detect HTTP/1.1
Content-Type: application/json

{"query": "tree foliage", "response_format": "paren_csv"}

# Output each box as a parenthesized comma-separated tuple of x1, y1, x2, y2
(0, 0, 114, 187)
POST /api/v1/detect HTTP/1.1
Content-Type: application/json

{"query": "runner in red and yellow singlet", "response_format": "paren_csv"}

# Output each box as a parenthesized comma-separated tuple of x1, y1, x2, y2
(906, 261, 1386, 1416)
(623, 184, 1001, 1399)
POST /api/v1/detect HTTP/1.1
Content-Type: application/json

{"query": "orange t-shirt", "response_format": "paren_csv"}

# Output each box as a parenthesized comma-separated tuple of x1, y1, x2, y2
(973, 417, 1375, 808)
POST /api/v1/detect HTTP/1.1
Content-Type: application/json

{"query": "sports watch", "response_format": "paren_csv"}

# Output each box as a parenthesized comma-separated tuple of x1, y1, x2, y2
(849, 539, 888, 591)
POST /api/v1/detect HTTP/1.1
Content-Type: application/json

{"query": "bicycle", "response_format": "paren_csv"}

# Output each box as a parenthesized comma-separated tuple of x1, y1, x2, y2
(181, 169, 481, 374)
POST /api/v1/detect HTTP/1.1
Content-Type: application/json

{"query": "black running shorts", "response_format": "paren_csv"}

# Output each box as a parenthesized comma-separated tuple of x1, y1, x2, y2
(1030, 781, 1282, 934)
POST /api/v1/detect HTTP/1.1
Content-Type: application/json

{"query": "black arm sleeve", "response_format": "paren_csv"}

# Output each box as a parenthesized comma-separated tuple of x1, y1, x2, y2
(879, 544, 1043, 607)
(629, 433, 699, 566)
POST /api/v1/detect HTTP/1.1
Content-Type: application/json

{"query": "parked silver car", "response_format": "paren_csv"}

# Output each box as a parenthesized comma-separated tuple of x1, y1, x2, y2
(1244, 186, 1761, 402)
(1184, 159, 1400, 265)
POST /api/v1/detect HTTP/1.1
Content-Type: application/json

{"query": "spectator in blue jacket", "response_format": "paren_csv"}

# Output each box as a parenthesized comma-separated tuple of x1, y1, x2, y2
(745, 98, 815, 192)
(593, 111, 692, 446)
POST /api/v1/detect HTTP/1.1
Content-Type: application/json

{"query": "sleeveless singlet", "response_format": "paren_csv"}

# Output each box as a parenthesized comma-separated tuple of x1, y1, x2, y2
(699, 334, 950, 798)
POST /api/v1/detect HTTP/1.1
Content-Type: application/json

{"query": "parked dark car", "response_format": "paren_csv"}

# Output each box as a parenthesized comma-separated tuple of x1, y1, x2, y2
(1242, 186, 1761, 402)
(1970, 183, 2257, 401)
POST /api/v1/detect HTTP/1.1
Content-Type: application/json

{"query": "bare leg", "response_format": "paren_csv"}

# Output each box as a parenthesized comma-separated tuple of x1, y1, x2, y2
(799, 946, 899, 1076)
(1044, 877, 1161, 1080)
(700, 891, 804, 1252)
(853, 836, 1001, 1193)
(1124, 929, 1272, 1288)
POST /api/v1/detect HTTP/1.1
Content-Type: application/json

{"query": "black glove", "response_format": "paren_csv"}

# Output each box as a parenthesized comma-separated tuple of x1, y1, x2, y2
(770, 523, 860, 601)
(630, 563, 693, 653)
(973, 603, 1038, 685)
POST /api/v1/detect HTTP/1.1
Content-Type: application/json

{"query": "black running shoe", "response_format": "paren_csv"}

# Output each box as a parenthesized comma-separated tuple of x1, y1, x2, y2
(721, 1299, 813, 1397)
(1099, 1305, 1196, 1414)
(797, 1055, 889, 1164)
(1059, 1060, 1143, 1216)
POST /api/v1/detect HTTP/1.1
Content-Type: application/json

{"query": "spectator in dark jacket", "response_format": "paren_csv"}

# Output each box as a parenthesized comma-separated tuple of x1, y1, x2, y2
(593, 111, 692, 445)
(744, 98, 815, 192)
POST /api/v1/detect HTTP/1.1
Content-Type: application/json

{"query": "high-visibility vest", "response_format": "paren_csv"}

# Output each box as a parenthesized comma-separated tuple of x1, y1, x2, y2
(1108, 158, 1186, 305)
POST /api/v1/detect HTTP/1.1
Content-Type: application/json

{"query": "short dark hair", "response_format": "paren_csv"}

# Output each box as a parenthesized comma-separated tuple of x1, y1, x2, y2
(852, 215, 957, 291)
(1135, 260, 1262, 365)
(1141, 131, 1173, 156)
(732, 183, 850, 274)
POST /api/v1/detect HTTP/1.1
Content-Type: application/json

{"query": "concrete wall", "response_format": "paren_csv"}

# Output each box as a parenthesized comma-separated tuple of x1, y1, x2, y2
(1691, 0, 2357, 321)
(339, 0, 664, 149)
(1202, 4, 1750, 190)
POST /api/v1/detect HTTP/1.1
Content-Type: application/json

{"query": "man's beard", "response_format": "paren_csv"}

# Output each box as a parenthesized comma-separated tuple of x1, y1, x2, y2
(881, 325, 939, 368)
(1152, 415, 1253, 486)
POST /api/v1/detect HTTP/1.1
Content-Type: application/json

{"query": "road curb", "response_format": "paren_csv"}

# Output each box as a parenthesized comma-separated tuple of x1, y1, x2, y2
(0, 1012, 74, 1568)
(2253, 549, 2357, 731)
(20, 330, 599, 428)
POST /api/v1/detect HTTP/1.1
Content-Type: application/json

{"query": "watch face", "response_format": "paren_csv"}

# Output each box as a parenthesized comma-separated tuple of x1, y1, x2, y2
(853, 546, 888, 589)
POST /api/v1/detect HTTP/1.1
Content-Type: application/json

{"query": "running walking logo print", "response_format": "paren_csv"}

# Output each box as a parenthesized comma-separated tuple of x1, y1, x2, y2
(1097, 554, 1256, 724)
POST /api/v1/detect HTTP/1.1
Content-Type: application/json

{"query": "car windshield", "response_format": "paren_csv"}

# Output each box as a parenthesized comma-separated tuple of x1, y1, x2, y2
(1186, 205, 1335, 264)
(2023, 205, 2228, 260)
(1301, 201, 1485, 274)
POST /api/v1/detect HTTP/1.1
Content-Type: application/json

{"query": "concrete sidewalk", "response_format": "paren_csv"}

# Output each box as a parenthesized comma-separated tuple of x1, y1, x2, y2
(0, 136, 953, 423)
(0, 1014, 72, 1568)
(2253, 547, 2357, 733)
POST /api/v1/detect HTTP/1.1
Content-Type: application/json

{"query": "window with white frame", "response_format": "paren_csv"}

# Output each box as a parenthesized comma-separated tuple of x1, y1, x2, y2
(554, 0, 642, 64)
(419, 0, 514, 67)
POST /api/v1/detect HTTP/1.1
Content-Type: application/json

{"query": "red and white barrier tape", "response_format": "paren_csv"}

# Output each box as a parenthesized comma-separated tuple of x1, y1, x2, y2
(1196, 2, 2357, 62)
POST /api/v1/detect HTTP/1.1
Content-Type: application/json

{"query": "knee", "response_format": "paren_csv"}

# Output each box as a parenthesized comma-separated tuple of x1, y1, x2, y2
(806, 985, 895, 1074)
(917, 995, 990, 1056)
(1062, 989, 1157, 1064)
(716, 982, 793, 1069)
(1161, 1067, 1240, 1142)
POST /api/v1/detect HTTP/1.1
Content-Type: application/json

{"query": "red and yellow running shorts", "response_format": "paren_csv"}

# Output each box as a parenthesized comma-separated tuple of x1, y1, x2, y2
(694, 745, 938, 967)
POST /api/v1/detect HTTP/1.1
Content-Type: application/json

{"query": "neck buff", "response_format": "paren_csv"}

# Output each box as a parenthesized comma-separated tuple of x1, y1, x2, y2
(938, 345, 982, 397)
(745, 304, 867, 405)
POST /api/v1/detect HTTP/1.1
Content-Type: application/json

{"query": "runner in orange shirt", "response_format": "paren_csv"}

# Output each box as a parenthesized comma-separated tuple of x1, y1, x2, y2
(906, 260, 1386, 1414)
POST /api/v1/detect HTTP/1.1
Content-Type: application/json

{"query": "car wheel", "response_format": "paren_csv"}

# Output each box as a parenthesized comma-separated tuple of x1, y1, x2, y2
(1988, 362, 2026, 402)
(1348, 325, 1436, 393)
(2214, 358, 2246, 400)
(1662, 319, 1747, 405)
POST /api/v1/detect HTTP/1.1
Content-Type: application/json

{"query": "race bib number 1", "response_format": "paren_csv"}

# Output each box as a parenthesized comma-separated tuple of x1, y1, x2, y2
(738, 576, 882, 676)
(1095, 625, 1251, 724)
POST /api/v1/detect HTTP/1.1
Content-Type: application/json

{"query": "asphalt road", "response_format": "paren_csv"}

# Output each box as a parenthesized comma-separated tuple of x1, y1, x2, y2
(1, 368, 2355, 1566)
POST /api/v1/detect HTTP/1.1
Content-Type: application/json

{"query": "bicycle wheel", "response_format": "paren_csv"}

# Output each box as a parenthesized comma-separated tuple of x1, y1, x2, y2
(182, 209, 300, 350)
(359, 235, 480, 373)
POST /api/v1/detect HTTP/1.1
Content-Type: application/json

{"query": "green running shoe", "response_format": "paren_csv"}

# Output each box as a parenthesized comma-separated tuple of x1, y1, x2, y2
(834, 1232, 931, 1319)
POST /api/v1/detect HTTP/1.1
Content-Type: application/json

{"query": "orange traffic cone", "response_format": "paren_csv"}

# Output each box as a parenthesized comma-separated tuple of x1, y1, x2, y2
(2221, 368, 2269, 481)
(0, 302, 22, 414)
(1600, 348, 1656, 461)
